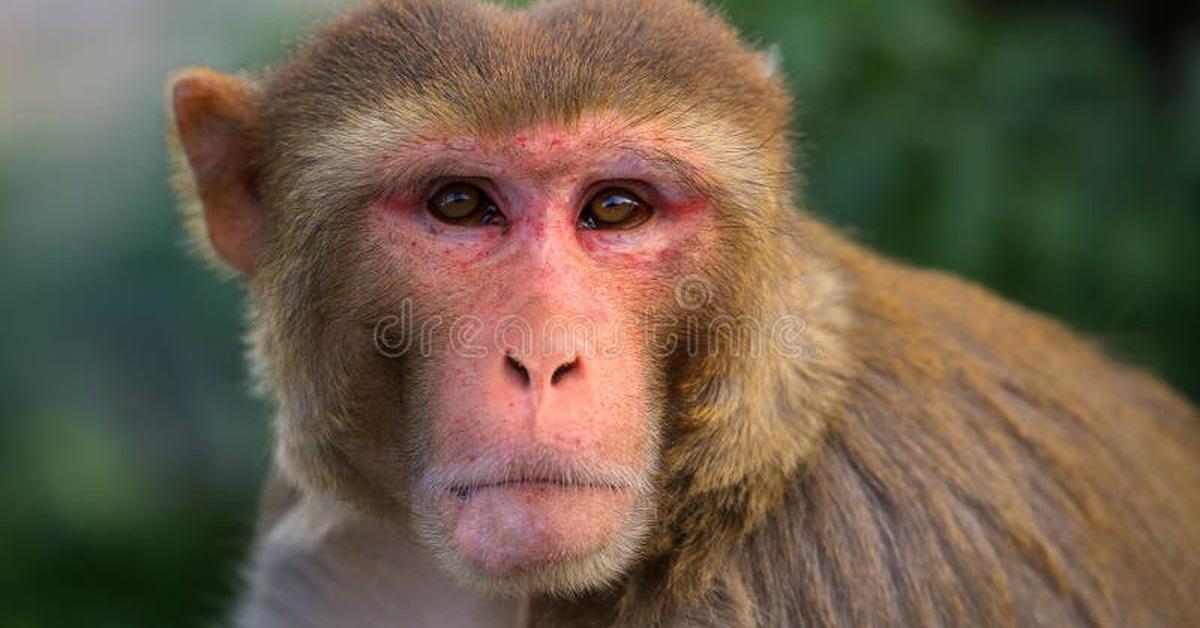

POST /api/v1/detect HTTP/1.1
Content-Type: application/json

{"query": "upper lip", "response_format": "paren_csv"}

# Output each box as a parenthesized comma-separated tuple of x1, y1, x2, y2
(447, 477, 627, 498)
(421, 449, 647, 499)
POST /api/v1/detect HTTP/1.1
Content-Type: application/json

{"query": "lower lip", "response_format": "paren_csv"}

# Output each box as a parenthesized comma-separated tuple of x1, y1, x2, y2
(437, 482, 637, 575)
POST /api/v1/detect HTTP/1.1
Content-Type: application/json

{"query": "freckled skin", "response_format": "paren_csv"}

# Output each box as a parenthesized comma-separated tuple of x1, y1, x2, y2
(371, 120, 711, 574)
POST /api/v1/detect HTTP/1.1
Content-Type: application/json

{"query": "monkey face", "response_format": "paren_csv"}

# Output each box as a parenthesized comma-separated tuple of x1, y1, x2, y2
(169, 0, 799, 599)
(322, 117, 716, 594)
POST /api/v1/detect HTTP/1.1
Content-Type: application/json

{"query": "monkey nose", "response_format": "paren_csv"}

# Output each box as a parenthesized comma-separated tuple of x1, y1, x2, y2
(504, 352, 581, 389)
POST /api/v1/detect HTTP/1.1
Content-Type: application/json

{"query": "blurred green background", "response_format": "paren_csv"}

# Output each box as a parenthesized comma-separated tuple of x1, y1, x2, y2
(1, 0, 1197, 626)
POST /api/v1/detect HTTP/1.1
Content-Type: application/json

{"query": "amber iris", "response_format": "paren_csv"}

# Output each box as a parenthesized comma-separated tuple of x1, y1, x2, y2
(428, 182, 505, 226)
(580, 187, 651, 230)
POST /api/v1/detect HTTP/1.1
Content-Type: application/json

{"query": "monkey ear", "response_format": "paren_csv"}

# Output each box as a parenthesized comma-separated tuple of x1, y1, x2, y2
(167, 67, 265, 277)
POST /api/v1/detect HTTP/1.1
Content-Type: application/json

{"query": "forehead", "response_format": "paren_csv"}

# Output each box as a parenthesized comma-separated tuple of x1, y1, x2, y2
(321, 116, 742, 213)
(381, 115, 703, 184)
(262, 0, 788, 145)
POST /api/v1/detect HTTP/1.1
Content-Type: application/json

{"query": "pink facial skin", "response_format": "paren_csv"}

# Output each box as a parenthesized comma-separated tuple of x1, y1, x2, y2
(369, 118, 713, 576)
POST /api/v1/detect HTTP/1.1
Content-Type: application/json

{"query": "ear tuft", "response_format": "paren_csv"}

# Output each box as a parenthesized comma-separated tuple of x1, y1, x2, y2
(166, 67, 265, 277)
(759, 44, 783, 79)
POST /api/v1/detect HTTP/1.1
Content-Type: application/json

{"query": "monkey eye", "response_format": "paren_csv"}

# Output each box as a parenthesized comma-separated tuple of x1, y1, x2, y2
(427, 182, 507, 227)
(579, 187, 652, 231)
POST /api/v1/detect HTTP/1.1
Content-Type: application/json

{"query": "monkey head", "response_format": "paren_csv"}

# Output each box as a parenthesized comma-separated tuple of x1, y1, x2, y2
(168, 0, 835, 597)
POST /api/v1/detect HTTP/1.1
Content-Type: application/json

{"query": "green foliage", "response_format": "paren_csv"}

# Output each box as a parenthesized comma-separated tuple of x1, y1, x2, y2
(0, 0, 1195, 625)
(727, 0, 1200, 389)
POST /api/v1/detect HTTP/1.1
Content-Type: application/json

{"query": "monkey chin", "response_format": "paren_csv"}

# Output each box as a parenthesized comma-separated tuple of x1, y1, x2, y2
(411, 481, 655, 597)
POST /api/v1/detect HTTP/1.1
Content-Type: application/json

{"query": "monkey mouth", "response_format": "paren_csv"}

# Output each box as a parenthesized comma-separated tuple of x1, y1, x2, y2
(446, 478, 629, 499)
(421, 450, 649, 500)
(417, 453, 650, 576)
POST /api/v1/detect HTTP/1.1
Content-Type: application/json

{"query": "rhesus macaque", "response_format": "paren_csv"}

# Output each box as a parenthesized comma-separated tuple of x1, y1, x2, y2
(166, 0, 1200, 626)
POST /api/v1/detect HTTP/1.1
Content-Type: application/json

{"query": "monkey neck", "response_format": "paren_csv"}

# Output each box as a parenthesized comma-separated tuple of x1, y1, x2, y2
(243, 482, 523, 628)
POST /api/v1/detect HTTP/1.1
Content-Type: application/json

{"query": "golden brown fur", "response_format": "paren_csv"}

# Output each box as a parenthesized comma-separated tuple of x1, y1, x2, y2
(165, 0, 1200, 625)
(531, 229, 1200, 626)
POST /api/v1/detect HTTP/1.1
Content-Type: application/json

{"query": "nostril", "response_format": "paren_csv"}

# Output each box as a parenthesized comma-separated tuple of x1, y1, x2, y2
(505, 354, 531, 386)
(550, 358, 579, 386)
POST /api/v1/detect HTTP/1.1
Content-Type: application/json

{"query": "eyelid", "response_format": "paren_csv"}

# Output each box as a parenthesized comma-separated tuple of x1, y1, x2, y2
(423, 176, 504, 206)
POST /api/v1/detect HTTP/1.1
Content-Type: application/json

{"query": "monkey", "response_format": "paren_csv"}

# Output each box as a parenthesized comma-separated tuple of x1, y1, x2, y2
(165, 0, 1200, 626)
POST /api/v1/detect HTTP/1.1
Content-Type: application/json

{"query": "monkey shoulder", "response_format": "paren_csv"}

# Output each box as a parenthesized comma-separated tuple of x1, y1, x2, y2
(759, 256, 1200, 626)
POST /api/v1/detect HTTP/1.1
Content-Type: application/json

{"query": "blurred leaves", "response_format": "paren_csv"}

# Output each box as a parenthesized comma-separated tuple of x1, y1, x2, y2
(0, 0, 1197, 626)
(727, 0, 1200, 386)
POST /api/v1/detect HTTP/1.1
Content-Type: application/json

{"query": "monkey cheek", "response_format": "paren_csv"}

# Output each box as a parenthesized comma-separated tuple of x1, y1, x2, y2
(446, 485, 636, 576)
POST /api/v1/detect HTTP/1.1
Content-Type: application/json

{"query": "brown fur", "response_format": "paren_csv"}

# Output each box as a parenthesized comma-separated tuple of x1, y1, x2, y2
(166, 0, 1200, 625)
(530, 233, 1200, 626)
